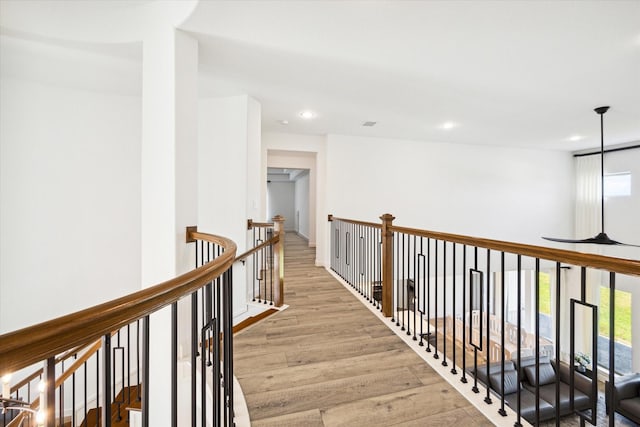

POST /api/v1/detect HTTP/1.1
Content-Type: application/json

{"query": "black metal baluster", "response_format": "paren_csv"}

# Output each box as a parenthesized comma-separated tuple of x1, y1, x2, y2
(434, 240, 439, 360)
(367, 226, 371, 303)
(214, 272, 222, 427)
(224, 268, 234, 427)
(269, 239, 274, 305)
(352, 223, 355, 289)
(60, 360, 65, 427)
(419, 238, 425, 347)
(43, 357, 55, 427)
(426, 238, 431, 353)
(357, 226, 361, 295)
(515, 255, 522, 427)
(608, 272, 616, 427)
(73, 354, 77, 427)
(370, 226, 374, 304)
(378, 228, 382, 310)
(126, 324, 131, 423)
(398, 233, 410, 334)
(252, 228, 256, 300)
(206, 281, 213, 367)
(535, 258, 540, 425)
(171, 301, 178, 427)
(461, 245, 468, 384)
(442, 242, 448, 367)
(269, 242, 274, 305)
(348, 223, 352, 288)
(96, 348, 99, 427)
(207, 245, 214, 366)
(405, 233, 411, 335)
(472, 246, 479, 394)
(353, 224, 356, 290)
(484, 249, 492, 404)
(413, 235, 417, 341)
(137, 320, 142, 402)
(498, 252, 506, 416)
(84, 362, 88, 426)
(554, 263, 561, 427)
(141, 316, 150, 427)
(200, 323, 207, 427)
(345, 224, 350, 286)
(191, 290, 198, 427)
(201, 240, 206, 324)
(102, 334, 112, 427)
(451, 243, 457, 375)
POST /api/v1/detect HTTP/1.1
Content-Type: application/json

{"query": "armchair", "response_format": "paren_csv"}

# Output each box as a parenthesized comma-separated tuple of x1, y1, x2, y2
(606, 373, 640, 424)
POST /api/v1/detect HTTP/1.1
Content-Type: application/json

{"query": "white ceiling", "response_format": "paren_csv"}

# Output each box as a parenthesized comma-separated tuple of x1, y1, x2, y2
(268, 168, 308, 182)
(184, 1, 640, 150)
(1, 0, 639, 150)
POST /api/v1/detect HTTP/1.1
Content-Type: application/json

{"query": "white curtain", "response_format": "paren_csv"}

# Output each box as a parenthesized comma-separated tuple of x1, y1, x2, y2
(573, 155, 602, 361)
(575, 155, 601, 239)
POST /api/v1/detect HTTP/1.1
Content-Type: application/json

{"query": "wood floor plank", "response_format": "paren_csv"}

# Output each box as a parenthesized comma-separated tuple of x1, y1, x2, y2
(251, 409, 324, 427)
(234, 233, 491, 426)
(238, 348, 423, 394)
(246, 367, 423, 420)
(319, 381, 475, 426)
(390, 406, 495, 427)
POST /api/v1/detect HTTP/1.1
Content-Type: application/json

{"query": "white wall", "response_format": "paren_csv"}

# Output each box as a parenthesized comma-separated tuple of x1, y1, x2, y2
(267, 182, 296, 231)
(295, 171, 310, 238)
(600, 147, 640, 370)
(199, 95, 261, 317)
(602, 147, 640, 259)
(0, 77, 142, 333)
(324, 134, 575, 265)
(262, 132, 327, 263)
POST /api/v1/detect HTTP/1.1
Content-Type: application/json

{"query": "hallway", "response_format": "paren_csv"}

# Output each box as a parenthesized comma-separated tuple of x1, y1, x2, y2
(233, 234, 492, 426)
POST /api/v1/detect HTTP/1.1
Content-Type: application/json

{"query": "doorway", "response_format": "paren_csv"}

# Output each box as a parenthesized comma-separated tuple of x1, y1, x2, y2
(267, 168, 310, 238)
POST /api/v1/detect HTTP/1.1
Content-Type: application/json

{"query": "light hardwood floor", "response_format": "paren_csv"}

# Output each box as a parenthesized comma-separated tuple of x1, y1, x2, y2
(234, 233, 493, 426)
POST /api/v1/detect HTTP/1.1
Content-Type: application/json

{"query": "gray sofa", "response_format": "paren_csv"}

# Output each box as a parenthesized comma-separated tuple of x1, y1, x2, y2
(476, 355, 593, 423)
(606, 373, 640, 424)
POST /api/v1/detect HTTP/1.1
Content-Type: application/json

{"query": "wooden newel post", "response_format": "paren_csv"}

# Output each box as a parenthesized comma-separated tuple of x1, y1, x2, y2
(273, 215, 285, 307)
(380, 213, 395, 317)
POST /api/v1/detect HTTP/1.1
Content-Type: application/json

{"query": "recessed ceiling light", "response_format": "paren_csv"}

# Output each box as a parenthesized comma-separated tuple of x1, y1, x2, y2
(567, 135, 584, 142)
(299, 110, 316, 120)
(278, 119, 289, 125)
(440, 121, 457, 130)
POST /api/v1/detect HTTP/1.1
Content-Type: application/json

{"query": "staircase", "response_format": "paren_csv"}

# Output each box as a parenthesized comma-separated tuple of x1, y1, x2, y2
(67, 385, 140, 427)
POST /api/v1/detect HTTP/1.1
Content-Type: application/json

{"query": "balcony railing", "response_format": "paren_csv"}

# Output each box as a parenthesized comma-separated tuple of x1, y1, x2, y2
(0, 223, 284, 427)
(329, 214, 640, 426)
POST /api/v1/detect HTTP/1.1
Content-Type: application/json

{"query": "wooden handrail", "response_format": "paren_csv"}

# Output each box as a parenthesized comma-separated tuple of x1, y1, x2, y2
(6, 340, 103, 427)
(328, 214, 639, 277)
(10, 341, 95, 393)
(0, 231, 236, 376)
(389, 224, 640, 277)
(235, 235, 280, 263)
(247, 219, 274, 229)
(328, 214, 382, 229)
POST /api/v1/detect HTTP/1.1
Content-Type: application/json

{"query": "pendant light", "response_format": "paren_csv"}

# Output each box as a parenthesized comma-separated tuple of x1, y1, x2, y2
(543, 106, 639, 247)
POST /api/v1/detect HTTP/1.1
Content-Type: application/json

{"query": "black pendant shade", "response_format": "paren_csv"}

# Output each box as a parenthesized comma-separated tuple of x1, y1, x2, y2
(543, 106, 640, 247)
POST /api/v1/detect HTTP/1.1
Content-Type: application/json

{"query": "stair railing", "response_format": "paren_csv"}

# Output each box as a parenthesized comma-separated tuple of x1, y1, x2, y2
(329, 213, 640, 427)
(247, 215, 285, 307)
(1, 228, 237, 427)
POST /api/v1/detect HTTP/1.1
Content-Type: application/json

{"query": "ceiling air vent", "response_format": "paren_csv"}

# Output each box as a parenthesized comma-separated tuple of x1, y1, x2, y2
(362, 121, 377, 127)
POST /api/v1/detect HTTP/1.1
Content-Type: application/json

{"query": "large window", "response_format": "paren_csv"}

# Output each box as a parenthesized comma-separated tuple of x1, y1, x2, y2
(604, 172, 631, 197)
(599, 287, 632, 373)
(538, 272, 552, 339)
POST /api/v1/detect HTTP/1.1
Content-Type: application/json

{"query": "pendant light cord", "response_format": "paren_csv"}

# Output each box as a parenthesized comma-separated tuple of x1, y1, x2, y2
(600, 111, 605, 234)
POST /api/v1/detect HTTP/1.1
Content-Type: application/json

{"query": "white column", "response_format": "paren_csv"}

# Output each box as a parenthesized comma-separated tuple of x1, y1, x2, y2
(198, 95, 262, 318)
(141, 26, 198, 425)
